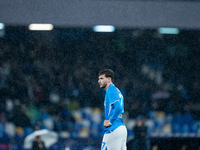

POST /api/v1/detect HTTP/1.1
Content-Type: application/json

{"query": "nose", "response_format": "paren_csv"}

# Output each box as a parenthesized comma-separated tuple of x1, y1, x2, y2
(98, 79, 100, 83)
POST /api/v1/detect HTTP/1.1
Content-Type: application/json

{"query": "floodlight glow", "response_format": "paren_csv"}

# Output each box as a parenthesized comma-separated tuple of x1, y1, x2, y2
(93, 25, 115, 32)
(29, 24, 53, 31)
(0, 23, 5, 30)
(158, 27, 180, 34)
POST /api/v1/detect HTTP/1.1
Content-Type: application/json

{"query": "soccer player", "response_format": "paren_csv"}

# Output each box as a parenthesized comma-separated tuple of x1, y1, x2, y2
(98, 69, 127, 150)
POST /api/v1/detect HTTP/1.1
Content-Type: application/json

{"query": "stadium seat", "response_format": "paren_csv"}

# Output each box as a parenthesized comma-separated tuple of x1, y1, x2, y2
(23, 127, 33, 137)
(0, 123, 4, 138)
(172, 123, 181, 134)
(4, 123, 15, 138)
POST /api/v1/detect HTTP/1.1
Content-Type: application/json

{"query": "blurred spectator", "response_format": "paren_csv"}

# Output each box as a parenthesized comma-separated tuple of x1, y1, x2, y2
(180, 144, 188, 150)
(26, 103, 41, 125)
(32, 136, 46, 150)
(132, 117, 147, 150)
(152, 144, 159, 150)
(9, 105, 31, 128)
(34, 84, 46, 107)
(0, 105, 6, 124)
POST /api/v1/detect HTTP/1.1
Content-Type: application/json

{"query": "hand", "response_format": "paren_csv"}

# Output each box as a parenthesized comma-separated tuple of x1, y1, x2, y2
(38, 143, 43, 148)
(104, 120, 112, 127)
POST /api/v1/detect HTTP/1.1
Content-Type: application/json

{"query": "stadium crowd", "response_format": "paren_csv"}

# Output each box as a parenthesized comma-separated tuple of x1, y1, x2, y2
(0, 29, 200, 139)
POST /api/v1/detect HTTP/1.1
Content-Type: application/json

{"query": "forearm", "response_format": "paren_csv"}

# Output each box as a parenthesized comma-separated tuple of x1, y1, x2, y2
(109, 101, 122, 124)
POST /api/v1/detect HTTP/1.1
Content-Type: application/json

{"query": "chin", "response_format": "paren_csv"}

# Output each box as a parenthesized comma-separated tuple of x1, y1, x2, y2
(101, 85, 106, 89)
(99, 85, 103, 88)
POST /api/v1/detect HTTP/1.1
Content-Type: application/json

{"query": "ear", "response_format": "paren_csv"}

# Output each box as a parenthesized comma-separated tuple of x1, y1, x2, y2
(108, 77, 112, 83)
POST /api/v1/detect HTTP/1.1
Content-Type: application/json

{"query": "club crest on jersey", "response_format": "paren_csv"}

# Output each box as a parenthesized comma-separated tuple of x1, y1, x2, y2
(118, 114, 123, 118)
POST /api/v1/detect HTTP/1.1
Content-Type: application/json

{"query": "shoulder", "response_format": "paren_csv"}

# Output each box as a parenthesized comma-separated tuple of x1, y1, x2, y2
(107, 85, 117, 94)
(107, 84, 118, 91)
(107, 85, 122, 97)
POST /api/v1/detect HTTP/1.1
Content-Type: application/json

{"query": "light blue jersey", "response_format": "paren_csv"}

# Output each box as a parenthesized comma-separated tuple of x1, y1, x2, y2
(104, 84, 125, 134)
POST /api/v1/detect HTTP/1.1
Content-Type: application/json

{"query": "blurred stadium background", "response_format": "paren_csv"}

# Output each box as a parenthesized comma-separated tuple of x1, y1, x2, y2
(0, 0, 200, 150)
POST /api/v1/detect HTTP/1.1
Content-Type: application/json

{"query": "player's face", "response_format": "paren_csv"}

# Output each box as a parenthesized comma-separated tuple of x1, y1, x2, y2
(98, 74, 108, 89)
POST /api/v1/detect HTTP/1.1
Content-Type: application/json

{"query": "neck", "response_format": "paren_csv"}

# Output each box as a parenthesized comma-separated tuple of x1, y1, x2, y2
(104, 82, 112, 91)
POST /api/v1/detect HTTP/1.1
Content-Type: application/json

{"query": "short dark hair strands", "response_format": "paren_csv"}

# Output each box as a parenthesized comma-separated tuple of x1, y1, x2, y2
(98, 69, 114, 82)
